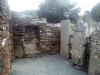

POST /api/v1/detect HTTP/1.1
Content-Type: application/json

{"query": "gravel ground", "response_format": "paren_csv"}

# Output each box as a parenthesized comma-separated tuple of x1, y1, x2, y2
(11, 53, 88, 75)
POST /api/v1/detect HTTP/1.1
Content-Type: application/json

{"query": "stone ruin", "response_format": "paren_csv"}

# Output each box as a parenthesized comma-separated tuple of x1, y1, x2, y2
(0, 0, 13, 75)
(11, 13, 60, 59)
(88, 22, 100, 75)
(60, 19, 100, 75)
(0, 0, 100, 75)
(71, 20, 86, 67)
(60, 20, 91, 71)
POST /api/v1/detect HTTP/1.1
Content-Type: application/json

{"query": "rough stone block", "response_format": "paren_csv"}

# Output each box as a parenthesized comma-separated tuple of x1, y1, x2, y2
(88, 64, 100, 75)
(90, 52, 100, 67)
(14, 46, 24, 58)
(71, 19, 86, 66)
(24, 43, 38, 54)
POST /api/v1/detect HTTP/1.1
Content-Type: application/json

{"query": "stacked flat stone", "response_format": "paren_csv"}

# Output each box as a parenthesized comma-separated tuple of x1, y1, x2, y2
(88, 23, 100, 75)
(39, 23, 60, 55)
(12, 13, 25, 58)
(12, 13, 60, 58)
(23, 26, 39, 58)
(0, 0, 12, 75)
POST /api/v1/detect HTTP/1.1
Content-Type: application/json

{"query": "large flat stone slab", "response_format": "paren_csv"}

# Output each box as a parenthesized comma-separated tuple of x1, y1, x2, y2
(60, 20, 70, 59)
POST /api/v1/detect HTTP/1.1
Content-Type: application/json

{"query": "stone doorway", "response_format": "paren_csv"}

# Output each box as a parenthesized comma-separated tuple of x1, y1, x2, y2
(23, 25, 40, 58)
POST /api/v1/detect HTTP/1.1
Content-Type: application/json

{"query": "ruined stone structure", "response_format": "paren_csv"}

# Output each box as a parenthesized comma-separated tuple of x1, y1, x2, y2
(60, 19, 92, 72)
(88, 23, 100, 75)
(39, 23, 60, 55)
(11, 14, 60, 59)
(0, 0, 12, 75)
(0, 0, 99, 75)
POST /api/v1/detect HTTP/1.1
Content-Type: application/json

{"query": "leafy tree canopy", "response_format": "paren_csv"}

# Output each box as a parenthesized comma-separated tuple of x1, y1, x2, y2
(91, 2, 100, 22)
(38, 0, 80, 23)
(82, 10, 93, 23)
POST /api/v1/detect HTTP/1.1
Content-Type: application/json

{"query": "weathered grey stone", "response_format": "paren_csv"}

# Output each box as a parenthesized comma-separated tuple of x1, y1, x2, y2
(12, 13, 60, 58)
(0, 0, 12, 75)
(88, 64, 100, 75)
(97, 22, 100, 31)
(32, 38, 38, 43)
(89, 51, 100, 67)
(26, 53, 37, 58)
(71, 19, 86, 66)
(84, 23, 89, 36)
(87, 22, 93, 35)
(24, 43, 38, 54)
(74, 19, 85, 31)
(88, 22, 100, 75)
(60, 20, 70, 59)
(14, 46, 24, 58)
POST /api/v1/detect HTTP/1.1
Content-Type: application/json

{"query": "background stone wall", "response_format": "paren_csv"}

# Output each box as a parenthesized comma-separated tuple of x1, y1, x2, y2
(23, 26, 39, 58)
(12, 14, 60, 59)
(0, 0, 12, 75)
(12, 14, 25, 58)
(39, 23, 60, 55)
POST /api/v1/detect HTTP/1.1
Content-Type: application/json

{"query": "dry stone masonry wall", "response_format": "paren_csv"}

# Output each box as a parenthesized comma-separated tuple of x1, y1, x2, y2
(12, 14, 60, 59)
(12, 12, 98, 74)
(39, 23, 60, 55)
(12, 14, 25, 58)
(0, 0, 12, 75)
(88, 22, 100, 75)
(0, 0, 99, 75)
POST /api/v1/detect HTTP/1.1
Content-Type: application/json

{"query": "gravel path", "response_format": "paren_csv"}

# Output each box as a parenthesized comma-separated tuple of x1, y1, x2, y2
(11, 53, 88, 75)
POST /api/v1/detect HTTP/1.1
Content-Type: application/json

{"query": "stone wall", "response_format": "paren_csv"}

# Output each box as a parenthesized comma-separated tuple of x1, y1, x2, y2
(88, 23, 100, 75)
(12, 13, 60, 59)
(0, 0, 12, 75)
(23, 25, 39, 58)
(39, 23, 60, 55)
(0, 1, 98, 74)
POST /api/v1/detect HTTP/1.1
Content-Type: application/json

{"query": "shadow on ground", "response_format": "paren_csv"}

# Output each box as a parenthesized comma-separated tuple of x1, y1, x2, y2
(11, 53, 88, 75)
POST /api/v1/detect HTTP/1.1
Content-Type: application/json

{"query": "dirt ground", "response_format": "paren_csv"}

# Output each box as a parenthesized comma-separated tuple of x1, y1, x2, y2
(11, 53, 88, 75)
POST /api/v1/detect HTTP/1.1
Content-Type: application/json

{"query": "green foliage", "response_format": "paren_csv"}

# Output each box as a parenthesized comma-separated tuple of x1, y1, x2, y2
(70, 24, 74, 31)
(91, 2, 100, 22)
(69, 7, 80, 23)
(38, 0, 80, 23)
